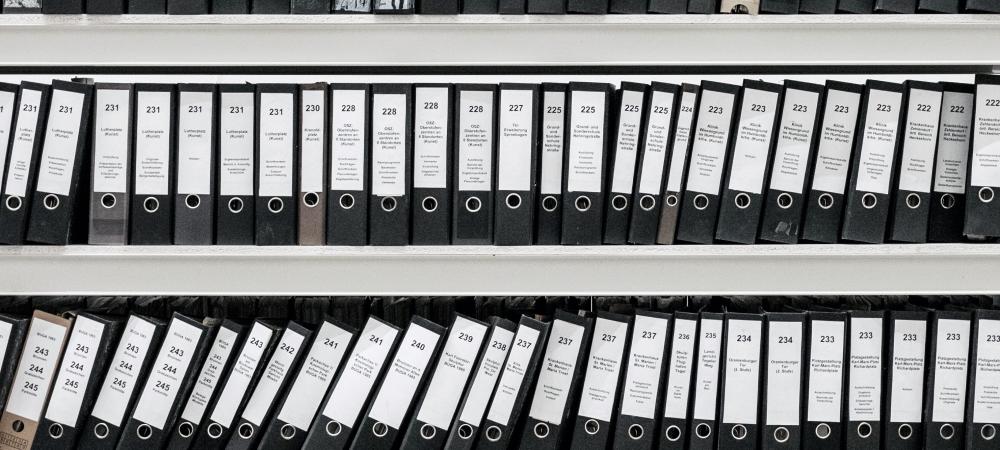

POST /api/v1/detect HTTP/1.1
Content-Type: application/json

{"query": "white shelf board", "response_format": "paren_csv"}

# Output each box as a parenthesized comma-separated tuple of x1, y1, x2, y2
(1, 244, 997, 296)
(0, 15, 998, 67)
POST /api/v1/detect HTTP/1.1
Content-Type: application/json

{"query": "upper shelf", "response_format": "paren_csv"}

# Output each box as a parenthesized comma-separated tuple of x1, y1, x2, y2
(0, 14, 998, 68)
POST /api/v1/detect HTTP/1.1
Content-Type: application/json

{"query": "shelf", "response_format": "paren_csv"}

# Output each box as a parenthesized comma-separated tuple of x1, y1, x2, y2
(0, 244, 996, 296)
(0, 15, 998, 68)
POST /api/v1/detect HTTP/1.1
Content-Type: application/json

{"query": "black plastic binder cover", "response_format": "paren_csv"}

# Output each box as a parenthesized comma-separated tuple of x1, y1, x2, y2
(41, 0, 84, 12)
(168, 0, 210, 13)
(253, 0, 291, 12)
(213, 0, 251, 12)
(291, 0, 332, 12)
(761, 0, 799, 12)
(129, 0, 167, 12)
(687, 0, 715, 12)
(837, 0, 873, 12)
(326, 83, 370, 246)
(86, 0, 126, 12)
(411, 83, 453, 245)
(129, 84, 176, 245)
(526, 0, 565, 13)
(0, 82, 50, 245)
(799, 0, 836, 12)
(216, 84, 256, 245)
(874, 0, 915, 12)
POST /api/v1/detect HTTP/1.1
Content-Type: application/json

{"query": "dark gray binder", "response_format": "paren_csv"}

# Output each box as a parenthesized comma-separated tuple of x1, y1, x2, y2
(88, 83, 134, 245)
(174, 84, 217, 245)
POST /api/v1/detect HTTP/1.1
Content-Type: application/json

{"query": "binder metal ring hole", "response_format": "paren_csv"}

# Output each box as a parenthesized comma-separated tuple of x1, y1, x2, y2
(485, 425, 502, 442)
(137, 424, 153, 440)
(905, 193, 921, 209)
(898, 423, 913, 440)
(303, 192, 320, 208)
(340, 193, 355, 210)
(735, 192, 751, 209)
(665, 425, 682, 442)
(101, 193, 117, 209)
(143, 197, 159, 213)
(11, 420, 23, 433)
(774, 427, 790, 443)
(325, 421, 342, 437)
(665, 194, 679, 207)
(95, 423, 110, 439)
(280, 424, 296, 440)
(185, 194, 201, 209)
(422, 196, 437, 213)
(381, 197, 396, 212)
(818, 193, 834, 209)
(941, 193, 956, 210)
(777, 193, 793, 209)
(457, 424, 474, 439)
(815, 423, 831, 439)
(178, 422, 194, 438)
(940, 423, 955, 440)
(628, 424, 644, 440)
(228, 197, 243, 214)
(373, 422, 389, 438)
(420, 424, 437, 440)
(731, 424, 747, 440)
(695, 423, 712, 439)
(238, 423, 254, 439)
(43, 193, 59, 210)
(5, 195, 21, 211)
(575, 196, 591, 212)
(48, 423, 63, 439)
(466, 196, 482, 213)
(584, 419, 600, 435)
(267, 197, 284, 214)
(533, 423, 549, 439)
(861, 193, 877, 209)
(639, 195, 655, 211)
(542, 195, 558, 212)
(982, 424, 996, 440)
(980, 187, 995, 203)
(693, 194, 709, 211)
(505, 193, 522, 210)
(207, 423, 224, 439)
(612, 194, 628, 211)
(857, 422, 872, 438)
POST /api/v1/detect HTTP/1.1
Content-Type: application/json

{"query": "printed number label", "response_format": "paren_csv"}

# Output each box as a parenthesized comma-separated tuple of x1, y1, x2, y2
(423, 102, 438, 110)
(653, 106, 670, 114)
(146, 106, 160, 114)
(70, 362, 84, 371)
(156, 381, 170, 392)
(820, 335, 835, 343)
(113, 378, 127, 388)
(28, 364, 43, 374)
(624, 104, 640, 113)
(705, 332, 718, 339)
(163, 364, 177, 374)
(22, 104, 37, 113)
(778, 336, 793, 344)
(509, 104, 524, 112)
(305, 104, 321, 112)
(834, 105, 850, 113)
(951, 105, 966, 113)
(546, 106, 562, 114)
(342, 104, 356, 112)
(249, 337, 264, 348)
(902, 334, 917, 342)
(24, 382, 38, 392)
(750, 104, 766, 113)
(516, 339, 532, 349)
(119, 362, 133, 371)
(382, 108, 397, 115)
(229, 106, 244, 114)
(34, 346, 49, 357)
(469, 105, 484, 113)
(736, 334, 752, 343)
(916, 104, 932, 112)
(987, 335, 1000, 343)
(641, 331, 657, 339)
(280, 343, 296, 354)
(188, 105, 203, 113)
(580, 106, 596, 114)
(792, 104, 808, 112)
(681, 105, 694, 113)
(126, 344, 141, 354)
(58, 105, 73, 114)
(411, 340, 427, 351)
(322, 338, 339, 348)
(707, 106, 724, 115)
(76, 344, 90, 353)
(169, 346, 184, 357)
(678, 333, 691, 340)
(368, 335, 383, 346)
(105, 104, 119, 112)
(491, 341, 508, 351)
(946, 333, 961, 341)
(65, 380, 79, 389)
(269, 108, 284, 116)
(876, 104, 892, 112)
(986, 99, 1000, 107)
(558, 337, 574, 346)
(859, 331, 873, 339)
(601, 334, 617, 343)
(458, 333, 474, 343)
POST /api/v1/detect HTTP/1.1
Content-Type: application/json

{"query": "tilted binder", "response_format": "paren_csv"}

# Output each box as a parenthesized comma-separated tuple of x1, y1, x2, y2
(687, 312, 724, 450)
(301, 316, 401, 450)
(129, 84, 176, 245)
(77, 315, 165, 450)
(964, 74, 1000, 237)
(889, 81, 944, 243)
(569, 312, 631, 450)
(399, 314, 489, 449)
(758, 80, 825, 244)
(0, 82, 50, 245)
(922, 310, 971, 450)
(803, 311, 847, 450)
(603, 82, 649, 245)
(717, 313, 764, 449)
(0, 83, 16, 195)
(88, 83, 134, 245)
(216, 84, 256, 245)
(476, 316, 550, 450)
(368, 84, 413, 246)
(296, 83, 329, 245)
(561, 82, 613, 245)
(255, 84, 299, 246)
(411, 84, 454, 245)
(800, 81, 864, 243)
(658, 311, 698, 450)
(655, 84, 699, 245)
(0, 315, 29, 413)
(452, 84, 498, 245)
(715, 79, 784, 244)
(611, 310, 671, 450)
(173, 84, 217, 245)
(494, 83, 539, 246)
(966, 309, 1000, 449)
(844, 310, 885, 450)
(327, 84, 370, 246)
(536, 83, 567, 245)
(884, 310, 928, 450)
(627, 82, 680, 245)
(760, 312, 806, 450)
(927, 83, 975, 243)
(675, 81, 741, 245)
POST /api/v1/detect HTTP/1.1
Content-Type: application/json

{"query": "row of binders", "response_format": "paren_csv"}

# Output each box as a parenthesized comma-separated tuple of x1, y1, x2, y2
(7, 75, 1000, 246)
(3, 0, 999, 14)
(0, 295, 998, 450)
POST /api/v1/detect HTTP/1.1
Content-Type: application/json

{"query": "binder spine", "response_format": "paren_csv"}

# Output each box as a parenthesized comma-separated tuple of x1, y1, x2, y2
(452, 84, 498, 245)
(967, 309, 1000, 449)
(173, 84, 218, 246)
(928, 83, 974, 243)
(0, 315, 29, 413)
(658, 311, 699, 450)
(718, 313, 764, 450)
(327, 84, 370, 246)
(627, 82, 680, 245)
(411, 84, 454, 245)
(760, 313, 806, 450)
(884, 310, 928, 450)
(603, 82, 649, 245)
(254, 84, 299, 246)
(494, 83, 539, 246)
(297, 83, 329, 246)
(965, 74, 1000, 237)
(535, 83, 567, 245)
(803, 312, 847, 450)
(568, 312, 631, 450)
(368, 84, 413, 246)
(922, 310, 971, 450)
(655, 83, 699, 245)
(611, 310, 672, 450)
(129, 84, 177, 245)
(844, 311, 885, 450)
(0, 82, 50, 245)
(888, 81, 943, 244)
(88, 83, 134, 245)
(561, 82, 614, 245)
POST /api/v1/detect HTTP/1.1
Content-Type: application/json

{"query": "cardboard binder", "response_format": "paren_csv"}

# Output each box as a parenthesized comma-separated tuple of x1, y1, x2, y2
(687, 312, 724, 450)
(927, 83, 975, 243)
(216, 84, 257, 246)
(88, 83, 133, 245)
(965, 74, 1000, 237)
(411, 83, 454, 245)
(603, 82, 649, 245)
(966, 309, 1000, 449)
(889, 81, 944, 243)
(760, 312, 806, 450)
(844, 311, 885, 450)
(535, 83, 567, 245)
(129, 84, 176, 245)
(655, 84, 699, 245)
(255, 84, 299, 246)
(561, 82, 613, 245)
(297, 83, 328, 246)
(0, 82, 50, 245)
(803, 312, 847, 450)
(611, 310, 671, 450)
(568, 312, 631, 450)
(757, 80, 825, 244)
(452, 84, 497, 245)
(884, 310, 928, 450)
(173, 84, 217, 246)
(658, 311, 699, 450)
(368, 84, 413, 246)
(627, 82, 680, 245)
(922, 310, 971, 450)
(327, 84, 370, 246)
(494, 83, 539, 246)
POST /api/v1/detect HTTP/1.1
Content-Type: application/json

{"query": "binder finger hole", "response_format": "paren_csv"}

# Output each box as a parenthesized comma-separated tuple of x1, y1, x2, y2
(611, 194, 628, 211)
(11, 420, 23, 433)
(857, 422, 872, 438)
(861, 193, 877, 209)
(773, 426, 790, 443)
(980, 187, 995, 203)
(898, 423, 913, 440)
(940, 423, 955, 440)
(777, 192, 793, 209)
(575, 196, 591, 212)
(228, 197, 243, 214)
(421, 196, 437, 213)
(693, 194, 709, 211)
(267, 197, 284, 214)
(542, 195, 558, 212)
(735, 192, 751, 209)
(5, 195, 21, 211)
(185, 194, 201, 209)
(818, 193, 834, 209)
(584, 419, 600, 435)
(940, 193, 956, 210)
(731, 424, 747, 440)
(627, 424, 644, 440)
(280, 424, 296, 440)
(143, 196, 159, 213)
(533, 423, 549, 439)
(457, 424, 474, 439)
(101, 193, 117, 209)
(238, 423, 254, 439)
(485, 425, 502, 442)
(420, 424, 436, 440)
(665, 194, 679, 207)
(325, 420, 343, 437)
(137, 424, 153, 440)
(381, 196, 397, 212)
(639, 195, 655, 211)
(981, 424, 996, 440)
(207, 423, 224, 439)
(505, 193, 522, 210)
(466, 196, 482, 213)
(695, 423, 712, 439)
(95, 423, 110, 439)
(178, 421, 194, 438)
(340, 193, 355, 210)
(48, 423, 63, 439)
(43, 193, 60, 210)
(372, 422, 389, 438)
(303, 192, 320, 208)
(815, 423, 831, 439)
(665, 425, 682, 442)
(905, 193, 920, 209)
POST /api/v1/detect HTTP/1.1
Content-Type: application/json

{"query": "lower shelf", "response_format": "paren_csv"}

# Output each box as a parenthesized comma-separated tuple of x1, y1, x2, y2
(0, 244, 995, 295)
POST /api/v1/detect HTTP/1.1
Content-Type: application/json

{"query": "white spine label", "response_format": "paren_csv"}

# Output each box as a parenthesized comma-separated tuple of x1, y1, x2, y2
(811, 89, 862, 194)
(609, 89, 646, 194)
(540, 91, 566, 195)
(5, 89, 42, 198)
(765, 320, 803, 425)
(576, 318, 629, 422)
(258, 93, 294, 197)
(498, 89, 534, 192)
(241, 327, 306, 426)
(933, 91, 974, 194)
(371, 93, 407, 197)
(898, 89, 943, 193)
(686, 89, 736, 196)
(134, 91, 171, 196)
(416, 317, 489, 429)
(972, 83, 1000, 188)
(692, 318, 723, 420)
(769, 88, 821, 194)
(300, 89, 325, 193)
(91, 316, 157, 426)
(637, 90, 675, 196)
(566, 90, 607, 193)
(7, 318, 68, 421)
(486, 325, 541, 426)
(973, 318, 1000, 423)
(806, 320, 846, 422)
(44, 316, 105, 426)
(931, 318, 971, 423)
(330, 89, 366, 192)
(367, 323, 440, 429)
(413, 87, 449, 189)
(322, 318, 399, 428)
(92, 89, 131, 194)
(721, 319, 762, 424)
(665, 90, 698, 193)
(855, 89, 904, 195)
(888, 319, 927, 423)
(176, 91, 213, 196)
(528, 319, 585, 425)
(620, 314, 669, 419)
(209, 322, 273, 428)
(180, 325, 240, 425)
(847, 317, 883, 421)
(277, 322, 354, 430)
(35, 89, 86, 196)
(219, 92, 254, 197)
(663, 318, 697, 419)
(727, 88, 780, 194)
(457, 326, 515, 426)
(132, 319, 203, 430)
(458, 90, 495, 192)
